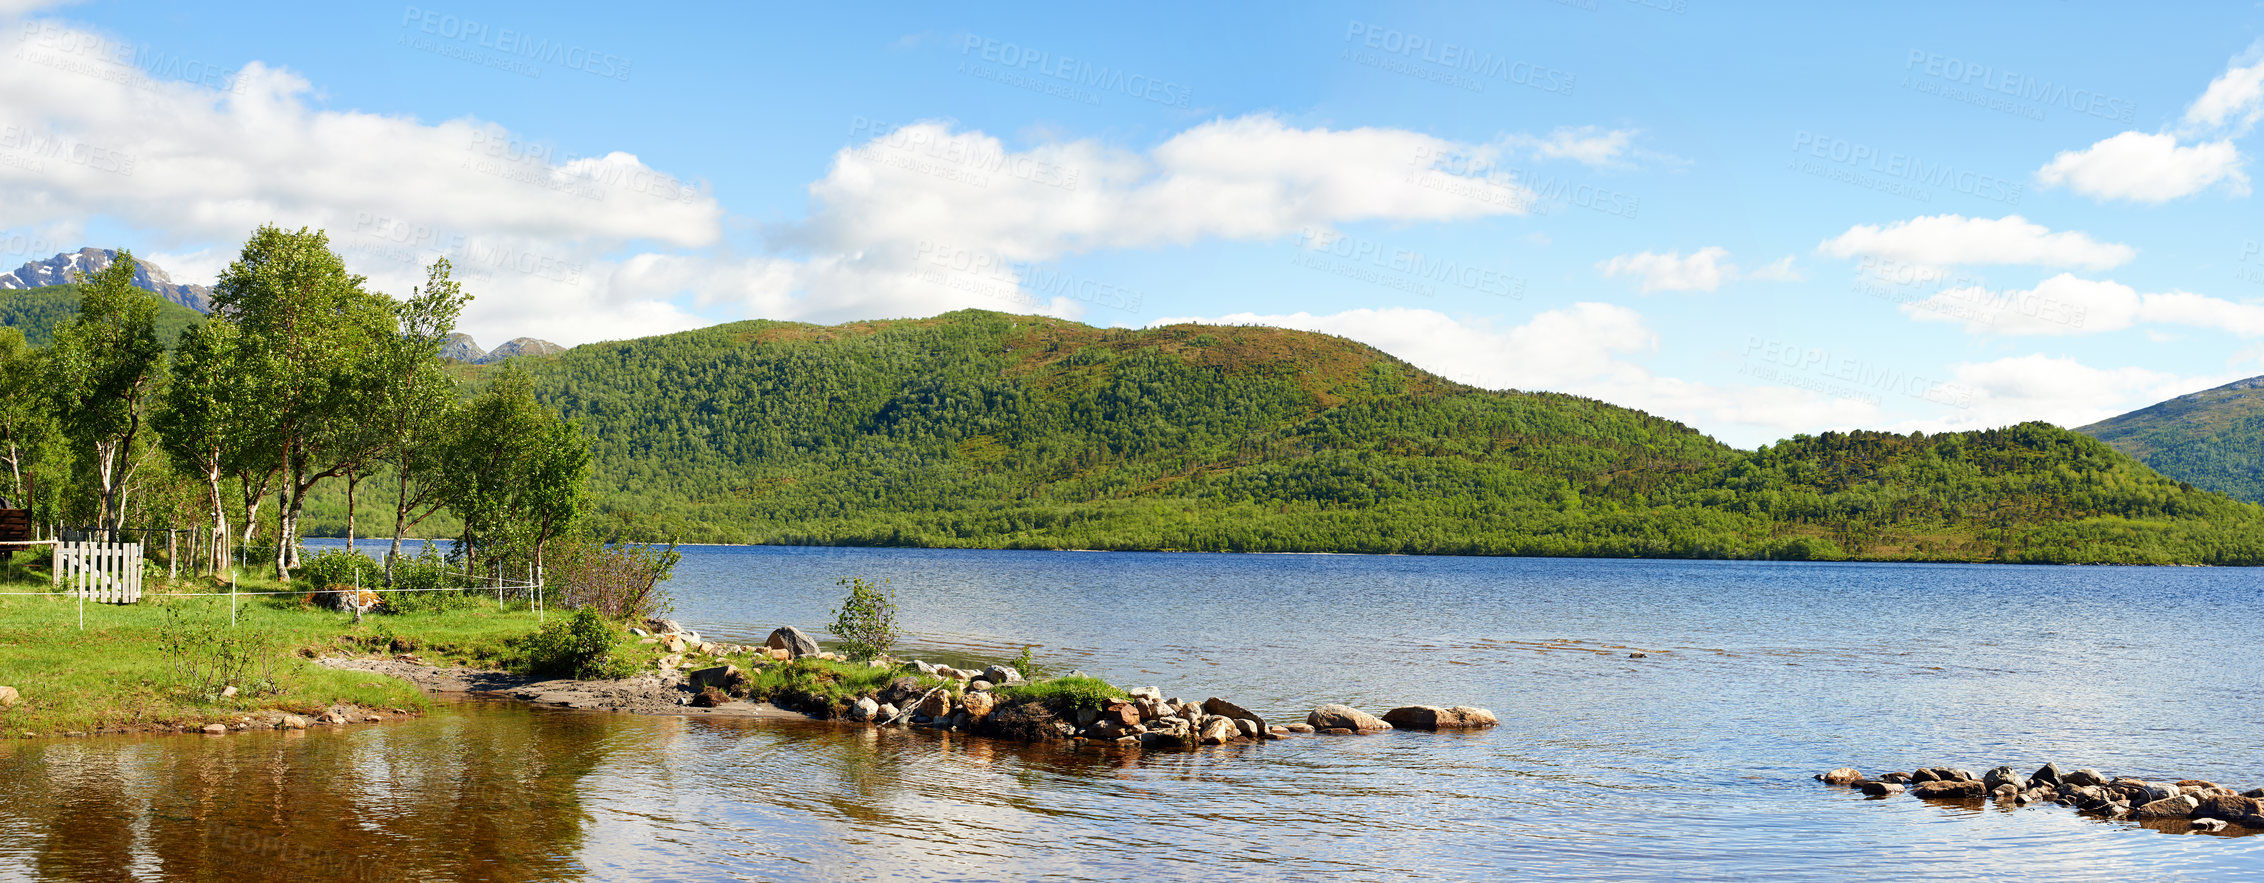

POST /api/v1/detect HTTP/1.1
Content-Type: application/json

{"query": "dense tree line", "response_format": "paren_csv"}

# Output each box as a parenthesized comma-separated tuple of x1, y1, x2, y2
(0, 227, 590, 581)
(297, 308, 2264, 566)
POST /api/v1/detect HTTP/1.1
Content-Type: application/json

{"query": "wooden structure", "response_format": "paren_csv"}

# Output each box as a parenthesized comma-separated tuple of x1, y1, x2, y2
(52, 540, 142, 603)
(0, 509, 30, 562)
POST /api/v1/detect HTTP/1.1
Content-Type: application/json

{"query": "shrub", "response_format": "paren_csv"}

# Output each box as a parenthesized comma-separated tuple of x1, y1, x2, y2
(996, 675, 1125, 712)
(156, 605, 280, 700)
(509, 607, 639, 680)
(381, 544, 480, 615)
(828, 576, 899, 662)
(545, 538, 678, 621)
(297, 550, 381, 593)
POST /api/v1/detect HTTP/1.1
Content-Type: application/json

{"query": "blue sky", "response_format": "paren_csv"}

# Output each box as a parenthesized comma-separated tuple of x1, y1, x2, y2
(5, 1, 2264, 446)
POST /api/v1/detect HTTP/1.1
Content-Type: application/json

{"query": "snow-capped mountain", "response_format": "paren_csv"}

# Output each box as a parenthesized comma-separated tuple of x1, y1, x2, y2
(0, 248, 213, 312)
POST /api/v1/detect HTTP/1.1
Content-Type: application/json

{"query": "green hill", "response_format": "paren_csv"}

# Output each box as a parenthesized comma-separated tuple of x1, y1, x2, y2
(301, 309, 2264, 565)
(2078, 377, 2264, 504)
(0, 284, 205, 348)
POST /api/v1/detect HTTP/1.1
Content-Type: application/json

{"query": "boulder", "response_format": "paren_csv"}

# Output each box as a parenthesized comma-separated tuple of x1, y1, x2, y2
(1910, 779, 1988, 799)
(1283, 723, 1316, 734)
(914, 661, 938, 676)
(917, 690, 954, 719)
(1306, 704, 1390, 733)
(1859, 781, 1905, 797)
(0, 686, 19, 708)
(689, 665, 743, 691)
(278, 714, 309, 730)
(661, 636, 686, 654)
(1910, 769, 1941, 783)
(1101, 702, 1140, 728)
(846, 698, 879, 722)
(962, 691, 996, 721)
(2063, 768, 2107, 788)
(1202, 697, 1267, 735)
(1235, 719, 1261, 739)
(200, 723, 226, 735)
(1381, 705, 1499, 730)
(981, 665, 1024, 686)
(877, 677, 927, 709)
(1199, 717, 1239, 745)
(2031, 763, 2063, 787)
(1983, 766, 2029, 792)
(875, 703, 899, 722)
(968, 680, 993, 692)
(2134, 794, 2201, 820)
(1126, 686, 1164, 703)
(764, 627, 820, 659)
(2193, 794, 2262, 821)
(1879, 772, 1913, 784)
(691, 687, 728, 708)
(1818, 768, 1866, 786)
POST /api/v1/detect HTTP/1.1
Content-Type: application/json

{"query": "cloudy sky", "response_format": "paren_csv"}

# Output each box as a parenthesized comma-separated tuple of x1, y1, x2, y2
(3, 2, 2262, 446)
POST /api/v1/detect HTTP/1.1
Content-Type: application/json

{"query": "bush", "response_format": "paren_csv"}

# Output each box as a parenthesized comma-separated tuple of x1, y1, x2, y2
(156, 605, 280, 700)
(297, 549, 381, 593)
(545, 537, 678, 621)
(509, 607, 639, 680)
(381, 544, 480, 615)
(828, 576, 899, 662)
(996, 675, 1125, 712)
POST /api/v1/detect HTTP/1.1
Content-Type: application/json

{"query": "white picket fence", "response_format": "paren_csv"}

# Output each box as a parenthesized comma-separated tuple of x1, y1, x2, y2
(51, 540, 142, 603)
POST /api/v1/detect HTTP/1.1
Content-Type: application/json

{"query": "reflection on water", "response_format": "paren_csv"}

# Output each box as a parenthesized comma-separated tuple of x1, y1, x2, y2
(11, 548, 2264, 881)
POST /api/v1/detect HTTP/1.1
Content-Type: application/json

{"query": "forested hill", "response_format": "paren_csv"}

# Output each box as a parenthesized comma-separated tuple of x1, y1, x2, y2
(2079, 376, 2264, 504)
(0, 284, 205, 347)
(457, 308, 2264, 565)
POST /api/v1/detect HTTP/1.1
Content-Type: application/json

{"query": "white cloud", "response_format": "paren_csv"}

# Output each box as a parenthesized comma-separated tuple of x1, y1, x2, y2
(1503, 126, 1637, 167)
(1149, 305, 1879, 447)
(1903, 272, 2264, 338)
(2035, 132, 2248, 203)
(1817, 214, 2134, 271)
(1596, 247, 1798, 293)
(2183, 41, 2264, 136)
(2038, 43, 2264, 204)
(1892, 354, 2223, 434)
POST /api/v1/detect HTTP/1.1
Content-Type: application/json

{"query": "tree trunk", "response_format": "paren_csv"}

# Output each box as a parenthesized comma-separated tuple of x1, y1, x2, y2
(205, 465, 228, 574)
(344, 470, 359, 552)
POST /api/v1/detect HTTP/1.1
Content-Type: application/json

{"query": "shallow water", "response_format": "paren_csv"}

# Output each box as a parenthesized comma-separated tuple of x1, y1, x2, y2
(6, 546, 2263, 881)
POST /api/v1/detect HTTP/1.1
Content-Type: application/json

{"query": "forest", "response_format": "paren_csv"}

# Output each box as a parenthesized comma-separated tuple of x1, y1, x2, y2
(325, 310, 2264, 565)
(0, 226, 588, 582)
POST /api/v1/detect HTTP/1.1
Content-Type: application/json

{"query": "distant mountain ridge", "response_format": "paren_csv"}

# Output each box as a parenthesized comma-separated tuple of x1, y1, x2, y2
(2080, 374, 2264, 503)
(0, 248, 212, 312)
(441, 332, 567, 364)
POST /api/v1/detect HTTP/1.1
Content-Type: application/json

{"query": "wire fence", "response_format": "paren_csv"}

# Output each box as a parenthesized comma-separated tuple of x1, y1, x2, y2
(0, 554, 550, 629)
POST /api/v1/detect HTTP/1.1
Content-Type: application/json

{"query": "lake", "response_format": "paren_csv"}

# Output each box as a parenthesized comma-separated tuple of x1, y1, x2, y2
(6, 545, 2263, 881)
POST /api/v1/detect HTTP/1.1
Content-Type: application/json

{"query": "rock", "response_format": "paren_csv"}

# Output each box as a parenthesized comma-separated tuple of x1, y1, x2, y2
(2134, 794, 2202, 820)
(962, 691, 995, 721)
(690, 687, 728, 708)
(2193, 794, 2262, 821)
(917, 690, 954, 719)
(1860, 781, 1905, 797)
(1126, 686, 1163, 703)
(1984, 766, 2029, 792)
(1944, 769, 1976, 783)
(846, 697, 880, 722)
(1101, 702, 1140, 728)
(1910, 769, 1941, 783)
(662, 636, 686, 654)
(201, 723, 227, 735)
(764, 627, 820, 659)
(1202, 698, 1268, 735)
(279, 714, 309, 730)
(877, 677, 927, 709)
(914, 661, 938, 676)
(1376, 701, 1503, 729)
(2178, 779, 2224, 791)
(2031, 763, 2063, 787)
(969, 680, 993, 692)
(2143, 783, 2182, 804)
(629, 627, 651, 637)
(657, 654, 683, 670)
(1910, 780, 1988, 799)
(876, 703, 899, 722)
(220, 686, 238, 699)
(1307, 704, 1390, 733)
(982, 665, 1024, 686)
(1139, 730, 1191, 749)
(689, 665, 743, 691)
(1819, 768, 1866, 786)
(2238, 812, 2264, 829)
(2064, 768, 2107, 788)
(1199, 717, 1239, 745)
(2192, 818, 2229, 832)
(0, 686, 16, 708)
(2245, 788, 2264, 799)
(1283, 723, 1315, 734)
(1236, 719, 1261, 739)
(1879, 772, 1912, 784)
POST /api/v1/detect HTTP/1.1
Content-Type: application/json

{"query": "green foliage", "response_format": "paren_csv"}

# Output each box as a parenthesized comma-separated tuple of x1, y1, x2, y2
(0, 283, 203, 349)
(828, 576, 899, 661)
(156, 604, 280, 700)
(45, 251, 166, 529)
(735, 657, 918, 713)
(2080, 378, 2264, 504)
(997, 675, 1125, 712)
(509, 606, 638, 680)
(296, 549, 382, 591)
(379, 544, 479, 615)
(1009, 645, 1056, 681)
(444, 367, 592, 565)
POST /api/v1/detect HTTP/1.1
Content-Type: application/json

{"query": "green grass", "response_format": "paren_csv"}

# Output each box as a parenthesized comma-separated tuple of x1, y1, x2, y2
(0, 569, 556, 736)
(729, 657, 946, 715)
(996, 675, 1126, 712)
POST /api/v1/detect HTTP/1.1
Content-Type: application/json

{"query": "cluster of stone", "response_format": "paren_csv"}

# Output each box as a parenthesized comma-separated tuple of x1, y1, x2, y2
(1820, 764, 2264, 832)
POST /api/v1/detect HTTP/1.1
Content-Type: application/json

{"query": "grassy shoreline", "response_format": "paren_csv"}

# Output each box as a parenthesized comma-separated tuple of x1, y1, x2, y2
(0, 569, 564, 736)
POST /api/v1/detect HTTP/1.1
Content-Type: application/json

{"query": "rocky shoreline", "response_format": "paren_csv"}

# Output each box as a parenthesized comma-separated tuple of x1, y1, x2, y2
(1820, 763, 2264, 834)
(332, 620, 1501, 751)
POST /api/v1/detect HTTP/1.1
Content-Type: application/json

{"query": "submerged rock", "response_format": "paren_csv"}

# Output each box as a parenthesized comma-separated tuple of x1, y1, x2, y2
(1859, 781, 1905, 797)
(1818, 768, 1866, 786)
(1202, 697, 1267, 734)
(1307, 704, 1390, 733)
(1910, 780, 1987, 799)
(2134, 794, 2201, 820)
(1381, 705, 1499, 730)
(1983, 766, 2028, 792)
(846, 697, 879, 722)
